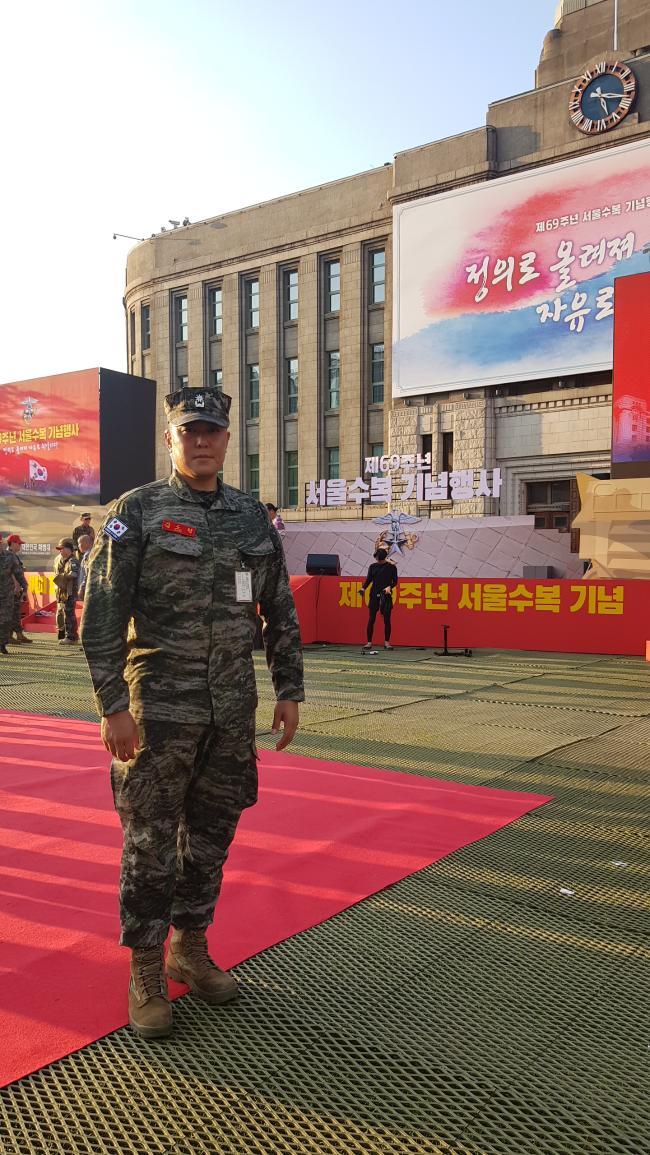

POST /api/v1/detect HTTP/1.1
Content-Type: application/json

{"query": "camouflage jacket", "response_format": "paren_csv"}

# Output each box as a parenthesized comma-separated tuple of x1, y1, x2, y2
(0, 551, 15, 602)
(80, 471, 305, 724)
(9, 552, 28, 593)
(53, 554, 80, 600)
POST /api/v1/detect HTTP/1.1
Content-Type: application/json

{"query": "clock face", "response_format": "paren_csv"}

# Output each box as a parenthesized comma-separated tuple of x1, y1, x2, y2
(569, 61, 637, 135)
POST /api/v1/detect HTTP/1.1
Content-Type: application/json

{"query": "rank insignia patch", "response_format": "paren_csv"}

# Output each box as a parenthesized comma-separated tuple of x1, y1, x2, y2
(162, 520, 197, 538)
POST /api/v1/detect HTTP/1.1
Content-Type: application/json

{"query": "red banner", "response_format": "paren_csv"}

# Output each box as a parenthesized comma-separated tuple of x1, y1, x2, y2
(611, 270, 650, 477)
(0, 369, 100, 498)
(299, 577, 650, 656)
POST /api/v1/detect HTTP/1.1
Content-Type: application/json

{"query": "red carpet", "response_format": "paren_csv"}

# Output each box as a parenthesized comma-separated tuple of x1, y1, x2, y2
(0, 710, 551, 1087)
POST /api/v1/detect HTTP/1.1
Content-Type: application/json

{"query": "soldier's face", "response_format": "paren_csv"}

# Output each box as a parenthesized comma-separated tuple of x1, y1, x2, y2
(165, 421, 230, 483)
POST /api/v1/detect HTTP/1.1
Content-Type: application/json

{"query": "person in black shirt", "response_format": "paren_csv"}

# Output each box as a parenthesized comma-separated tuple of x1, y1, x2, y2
(361, 547, 398, 650)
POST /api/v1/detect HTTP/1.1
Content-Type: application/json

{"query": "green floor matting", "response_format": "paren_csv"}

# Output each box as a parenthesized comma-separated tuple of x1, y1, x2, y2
(1, 636, 649, 1154)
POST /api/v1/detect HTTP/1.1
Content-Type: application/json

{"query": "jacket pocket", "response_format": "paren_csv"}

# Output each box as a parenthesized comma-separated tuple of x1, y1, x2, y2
(152, 534, 203, 558)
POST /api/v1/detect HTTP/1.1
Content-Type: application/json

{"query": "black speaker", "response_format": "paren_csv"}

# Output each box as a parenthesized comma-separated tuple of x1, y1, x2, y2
(99, 368, 157, 503)
(306, 553, 341, 576)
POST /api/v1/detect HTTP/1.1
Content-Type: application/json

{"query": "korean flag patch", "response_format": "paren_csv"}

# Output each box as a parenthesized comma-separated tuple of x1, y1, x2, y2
(104, 516, 129, 541)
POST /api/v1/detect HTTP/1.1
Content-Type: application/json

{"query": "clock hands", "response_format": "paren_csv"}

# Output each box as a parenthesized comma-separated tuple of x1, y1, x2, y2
(589, 86, 623, 114)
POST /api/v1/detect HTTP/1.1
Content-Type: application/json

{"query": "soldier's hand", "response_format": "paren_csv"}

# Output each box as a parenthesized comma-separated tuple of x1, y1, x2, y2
(101, 711, 141, 762)
(271, 701, 299, 751)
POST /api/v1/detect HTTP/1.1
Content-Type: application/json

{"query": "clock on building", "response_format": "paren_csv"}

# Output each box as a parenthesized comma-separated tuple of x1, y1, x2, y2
(569, 61, 637, 135)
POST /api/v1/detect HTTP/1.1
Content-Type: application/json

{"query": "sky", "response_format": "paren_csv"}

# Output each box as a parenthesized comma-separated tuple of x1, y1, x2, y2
(0, 0, 558, 385)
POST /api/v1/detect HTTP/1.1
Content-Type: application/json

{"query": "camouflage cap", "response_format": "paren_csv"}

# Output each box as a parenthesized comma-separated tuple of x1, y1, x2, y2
(164, 387, 231, 429)
(56, 537, 75, 550)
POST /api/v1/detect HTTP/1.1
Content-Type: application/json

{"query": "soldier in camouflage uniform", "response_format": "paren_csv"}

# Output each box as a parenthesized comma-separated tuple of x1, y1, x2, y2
(0, 536, 18, 655)
(7, 535, 33, 644)
(53, 538, 80, 644)
(81, 387, 304, 1040)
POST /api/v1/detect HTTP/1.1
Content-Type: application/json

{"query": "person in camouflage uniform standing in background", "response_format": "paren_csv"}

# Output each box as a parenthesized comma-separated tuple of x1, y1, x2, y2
(7, 535, 33, 644)
(53, 538, 80, 644)
(0, 536, 19, 655)
(81, 387, 304, 1040)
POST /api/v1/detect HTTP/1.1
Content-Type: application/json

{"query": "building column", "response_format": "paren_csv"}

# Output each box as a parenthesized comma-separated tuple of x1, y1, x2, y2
(153, 289, 171, 477)
(187, 282, 204, 388)
(221, 272, 242, 489)
(298, 253, 319, 501)
(383, 235, 393, 454)
(339, 242, 363, 480)
(259, 263, 279, 504)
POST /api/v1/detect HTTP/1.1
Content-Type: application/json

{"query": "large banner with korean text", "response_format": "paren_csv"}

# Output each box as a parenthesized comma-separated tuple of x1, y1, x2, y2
(393, 138, 650, 396)
(316, 577, 647, 656)
(0, 369, 102, 572)
(0, 369, 100, 497)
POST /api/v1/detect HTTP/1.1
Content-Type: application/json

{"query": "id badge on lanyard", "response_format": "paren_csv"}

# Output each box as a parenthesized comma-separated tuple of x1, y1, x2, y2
(235, 564, 253, 603)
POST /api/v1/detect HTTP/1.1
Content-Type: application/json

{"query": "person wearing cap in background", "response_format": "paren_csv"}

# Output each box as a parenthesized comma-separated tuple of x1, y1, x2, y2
(72, 514, 95, 556)
(7, 535, 32, 645)
(81, 386, 304, 1041)
(0, 536, 20, 656)
(53, 538, 80, 644)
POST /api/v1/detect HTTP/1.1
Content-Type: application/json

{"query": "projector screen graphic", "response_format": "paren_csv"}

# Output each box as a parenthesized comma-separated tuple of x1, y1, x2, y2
(611, 271, 650, 478)
(0, 368, 100, 498)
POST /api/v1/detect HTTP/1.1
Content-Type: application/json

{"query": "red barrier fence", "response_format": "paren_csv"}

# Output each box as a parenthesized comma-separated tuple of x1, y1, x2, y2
(290, 576, 650, 657)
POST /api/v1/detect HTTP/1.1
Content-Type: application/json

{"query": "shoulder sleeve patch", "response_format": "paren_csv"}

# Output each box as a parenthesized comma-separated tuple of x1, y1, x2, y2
(104, 517, 129, 541)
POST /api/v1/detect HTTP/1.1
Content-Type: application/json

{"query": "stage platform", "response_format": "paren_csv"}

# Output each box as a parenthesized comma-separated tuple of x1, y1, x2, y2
(1, 637, 649, 1154)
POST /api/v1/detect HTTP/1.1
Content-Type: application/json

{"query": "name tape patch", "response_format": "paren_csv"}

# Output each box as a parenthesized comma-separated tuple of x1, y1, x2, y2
(104, 517, 129, 541)
(162, 519, 197, 538)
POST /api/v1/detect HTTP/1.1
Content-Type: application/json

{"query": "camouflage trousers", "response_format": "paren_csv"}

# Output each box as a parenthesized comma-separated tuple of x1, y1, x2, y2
(12, 593, 24, 635)
(0, 595, 12, 646)
(111, 716, 258, 949)
(56, 596, 78, 640)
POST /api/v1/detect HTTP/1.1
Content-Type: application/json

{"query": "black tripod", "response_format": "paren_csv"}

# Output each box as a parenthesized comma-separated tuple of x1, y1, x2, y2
(435, 624, 472, 658)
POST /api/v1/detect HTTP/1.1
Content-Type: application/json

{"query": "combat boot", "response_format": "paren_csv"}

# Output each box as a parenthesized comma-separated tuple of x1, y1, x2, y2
(167, 928, 239, 1004)
(128, 946, 172, 1039)
(16, 631, 33, 644)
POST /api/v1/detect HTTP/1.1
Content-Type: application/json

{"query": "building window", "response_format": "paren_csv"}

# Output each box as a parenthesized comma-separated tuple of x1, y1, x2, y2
(442, 431, 454, 473)
(129, 309, 136, 357)
(286, 357, 298, 414)
(212, 369, 223, 388)
(245, 279, 259, 329)
(141, 304, 151, 351)
(286, 450, 298, 507)
(327, 447, 339, 480)
(370, 441, 384, 458)
(526, 479, 571, 530)
(325, 259, 340, 313)
(175, 294, 188, 343)
(177, 375, 188, 388)
(327, 351, 340, 410)
(247, 454, 260, 500)
(370, 343, 384, 403)
(247, 363, 260, 419)
(208, 286, 222, 337)
(370, 249, 385, 304)
(284, 269, 298, 321)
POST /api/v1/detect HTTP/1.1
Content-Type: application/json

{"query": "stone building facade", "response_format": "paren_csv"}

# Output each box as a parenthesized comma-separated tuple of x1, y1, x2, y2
(124, 0, 650, 529)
